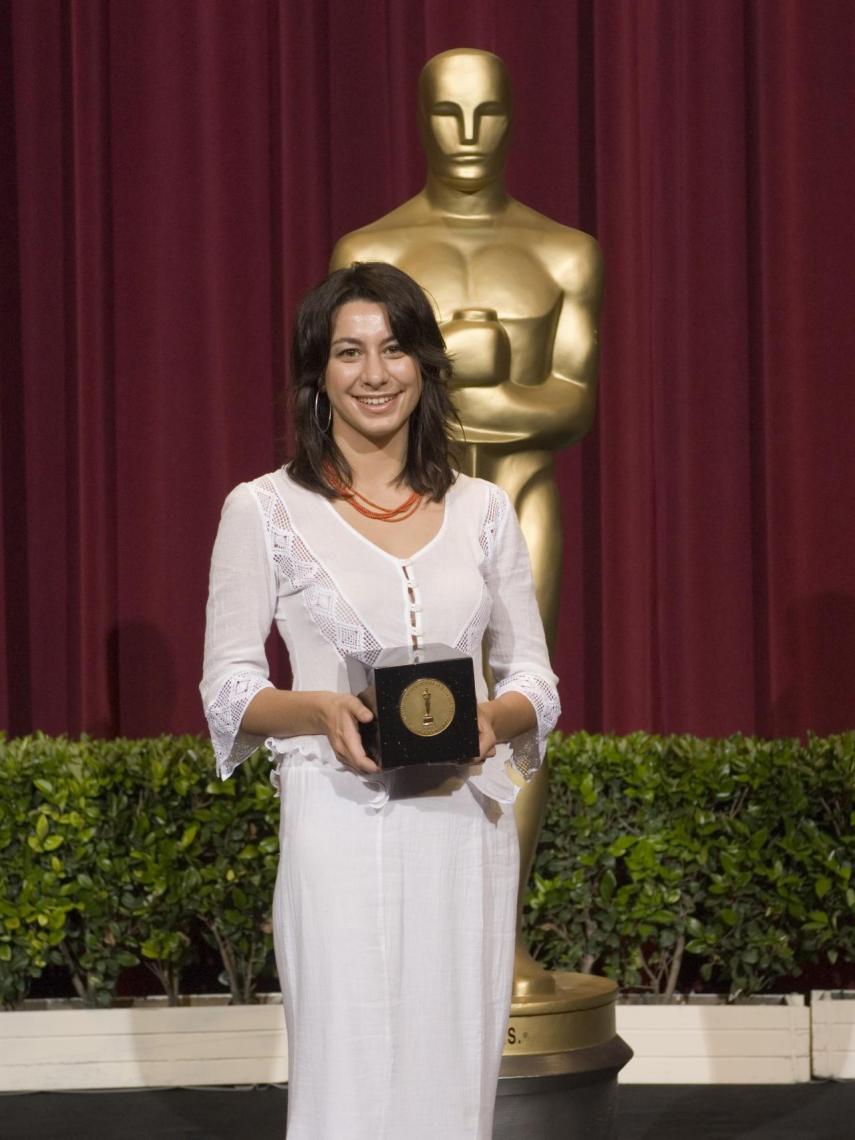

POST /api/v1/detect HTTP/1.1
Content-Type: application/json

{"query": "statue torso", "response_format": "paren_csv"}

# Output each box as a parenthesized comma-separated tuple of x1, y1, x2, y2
(402, 233, 560, 386)
(335, 199, 584, 387)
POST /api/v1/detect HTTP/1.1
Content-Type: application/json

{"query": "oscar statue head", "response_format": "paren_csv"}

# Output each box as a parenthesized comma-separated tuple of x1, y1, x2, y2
(418, 48, 512, 193)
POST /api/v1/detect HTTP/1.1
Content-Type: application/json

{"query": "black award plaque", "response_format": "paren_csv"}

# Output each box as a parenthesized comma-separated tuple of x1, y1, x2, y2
(347, 643, 480, 770)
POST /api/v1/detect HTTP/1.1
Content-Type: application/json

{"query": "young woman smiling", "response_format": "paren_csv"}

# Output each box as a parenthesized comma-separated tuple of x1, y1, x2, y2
(200, 262, 559, 1139)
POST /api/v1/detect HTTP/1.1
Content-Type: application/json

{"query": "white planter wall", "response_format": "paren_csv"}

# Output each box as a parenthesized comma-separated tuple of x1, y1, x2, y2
(616, 997, 811, 1084)
(0, 1003, 288, 1092)
(2, 992, 842, 1092)
(811, 990, 855, 1079)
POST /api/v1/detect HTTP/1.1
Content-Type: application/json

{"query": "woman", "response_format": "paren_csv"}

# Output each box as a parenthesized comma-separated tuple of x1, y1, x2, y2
(200, 262, 559, 1139)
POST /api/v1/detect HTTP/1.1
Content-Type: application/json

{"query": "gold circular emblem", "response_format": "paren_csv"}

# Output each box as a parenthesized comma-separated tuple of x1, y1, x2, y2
(399, 677, 455, 738)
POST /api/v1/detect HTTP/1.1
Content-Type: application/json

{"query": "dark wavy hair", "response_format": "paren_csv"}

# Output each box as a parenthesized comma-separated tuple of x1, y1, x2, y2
(286, 262, 459, 501)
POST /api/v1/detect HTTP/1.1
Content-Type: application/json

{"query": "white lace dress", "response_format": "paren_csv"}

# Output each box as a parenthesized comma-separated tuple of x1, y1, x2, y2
(201, 467, 559, 1140)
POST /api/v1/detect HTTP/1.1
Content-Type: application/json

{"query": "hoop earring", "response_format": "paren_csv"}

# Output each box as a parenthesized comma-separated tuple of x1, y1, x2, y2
(313, 388, 332, 433)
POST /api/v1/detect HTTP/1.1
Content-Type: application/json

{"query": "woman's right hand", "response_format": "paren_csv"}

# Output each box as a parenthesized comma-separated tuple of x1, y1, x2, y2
(317, 693, 379, 775)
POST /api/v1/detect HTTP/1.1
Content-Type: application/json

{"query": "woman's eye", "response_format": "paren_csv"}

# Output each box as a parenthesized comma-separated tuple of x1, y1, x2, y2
(338, 348, 359, 359)
(385, 343, 403, 356)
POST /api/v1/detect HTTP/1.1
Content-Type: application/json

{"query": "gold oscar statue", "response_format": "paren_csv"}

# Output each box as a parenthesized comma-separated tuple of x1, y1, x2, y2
(332, 49, 626, 1075)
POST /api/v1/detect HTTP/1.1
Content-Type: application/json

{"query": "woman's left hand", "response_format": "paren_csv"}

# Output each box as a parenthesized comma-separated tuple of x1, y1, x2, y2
(475, 702, 498, 763)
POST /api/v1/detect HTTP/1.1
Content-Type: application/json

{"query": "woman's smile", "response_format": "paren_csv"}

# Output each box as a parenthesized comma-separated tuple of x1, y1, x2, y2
(352, 392, 400, 409)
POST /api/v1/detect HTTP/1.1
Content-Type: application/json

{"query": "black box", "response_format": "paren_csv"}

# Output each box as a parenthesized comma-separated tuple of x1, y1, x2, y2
(347, 643, 480, 769)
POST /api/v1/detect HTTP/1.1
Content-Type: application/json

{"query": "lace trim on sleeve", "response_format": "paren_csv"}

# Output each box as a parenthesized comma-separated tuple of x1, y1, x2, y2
(206, 671, 274, 780)
(494, 671, 560, 779)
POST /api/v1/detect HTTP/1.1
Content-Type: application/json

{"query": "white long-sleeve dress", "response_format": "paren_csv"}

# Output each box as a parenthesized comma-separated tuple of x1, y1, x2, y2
(200, 467, 559, 1140)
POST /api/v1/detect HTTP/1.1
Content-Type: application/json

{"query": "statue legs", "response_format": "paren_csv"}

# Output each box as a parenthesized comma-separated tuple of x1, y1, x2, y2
(460, 446, 562, 996)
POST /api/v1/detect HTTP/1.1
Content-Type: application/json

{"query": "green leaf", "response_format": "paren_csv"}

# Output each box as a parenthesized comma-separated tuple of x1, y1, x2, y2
(580, 772, 597, 806)
(600, 870, 617, 903)
(179, 824, 199, 849)
(608, 835, 637, 856)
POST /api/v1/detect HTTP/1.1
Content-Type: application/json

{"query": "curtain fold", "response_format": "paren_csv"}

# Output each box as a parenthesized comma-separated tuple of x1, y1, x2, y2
(3, 0, 854, 738)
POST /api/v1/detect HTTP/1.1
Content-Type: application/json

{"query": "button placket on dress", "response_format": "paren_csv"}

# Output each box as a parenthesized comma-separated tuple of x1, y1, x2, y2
(401, 561, 424, 650)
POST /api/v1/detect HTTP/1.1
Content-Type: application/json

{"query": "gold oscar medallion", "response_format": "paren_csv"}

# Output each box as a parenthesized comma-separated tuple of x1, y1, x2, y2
(348, 644, 478, 767)
(399, 677, 455, 737)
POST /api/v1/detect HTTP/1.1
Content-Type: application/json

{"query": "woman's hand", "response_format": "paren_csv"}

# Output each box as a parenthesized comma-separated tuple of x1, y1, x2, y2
(318, 693, 379, 775)
(474, 693, 537, 764)
(475, 702, 498, 763)
(241, 688, 379, 774)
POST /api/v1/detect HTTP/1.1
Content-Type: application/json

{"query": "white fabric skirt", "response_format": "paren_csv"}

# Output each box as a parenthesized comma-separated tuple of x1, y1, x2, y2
(272, 758, 519, 1140)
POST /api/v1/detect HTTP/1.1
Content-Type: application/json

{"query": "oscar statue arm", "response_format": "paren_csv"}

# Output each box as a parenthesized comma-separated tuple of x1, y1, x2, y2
(449, 234, 603, 451)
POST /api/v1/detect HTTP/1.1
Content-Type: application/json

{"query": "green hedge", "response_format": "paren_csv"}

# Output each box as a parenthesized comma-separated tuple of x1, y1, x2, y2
(526, 732, 855, 998)
(0, 734, 279, 1010)
(1, 732, 852, 1008)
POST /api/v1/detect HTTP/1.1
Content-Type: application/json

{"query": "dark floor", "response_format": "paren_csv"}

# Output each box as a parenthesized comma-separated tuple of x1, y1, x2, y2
(1, 1083, 853, 1139)
(617, 1083, 854, 1139)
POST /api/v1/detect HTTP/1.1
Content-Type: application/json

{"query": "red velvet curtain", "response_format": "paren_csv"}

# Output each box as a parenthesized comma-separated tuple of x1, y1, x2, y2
(3, 0, 854, 740)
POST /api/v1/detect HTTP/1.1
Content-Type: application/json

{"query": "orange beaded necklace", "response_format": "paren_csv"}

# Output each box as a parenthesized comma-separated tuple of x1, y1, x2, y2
(324, 463, 423, 522)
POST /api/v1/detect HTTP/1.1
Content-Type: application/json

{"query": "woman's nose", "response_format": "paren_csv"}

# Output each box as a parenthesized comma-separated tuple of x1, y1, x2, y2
(361, 350, 389, 384)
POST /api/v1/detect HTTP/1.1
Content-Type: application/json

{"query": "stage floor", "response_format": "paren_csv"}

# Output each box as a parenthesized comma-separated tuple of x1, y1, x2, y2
(1, 1082, 853, 1139)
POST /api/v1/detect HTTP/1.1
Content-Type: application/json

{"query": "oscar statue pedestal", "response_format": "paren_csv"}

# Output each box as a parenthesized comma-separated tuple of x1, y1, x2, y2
(494, 973, 632, 1139)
